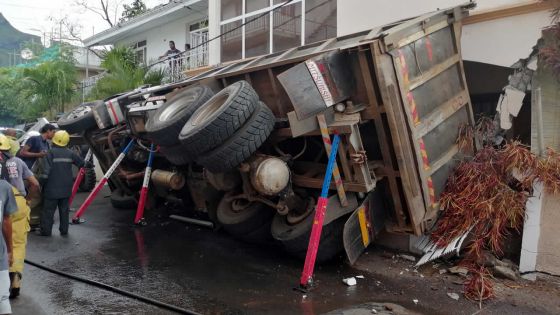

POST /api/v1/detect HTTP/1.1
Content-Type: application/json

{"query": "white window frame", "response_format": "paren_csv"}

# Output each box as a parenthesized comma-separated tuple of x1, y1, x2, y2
(220, 0, 304, 59)
(130, 39, 147, 65)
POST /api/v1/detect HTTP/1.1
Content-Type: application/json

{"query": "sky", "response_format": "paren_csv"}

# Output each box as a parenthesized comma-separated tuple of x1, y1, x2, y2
(0, 0, 166, 45)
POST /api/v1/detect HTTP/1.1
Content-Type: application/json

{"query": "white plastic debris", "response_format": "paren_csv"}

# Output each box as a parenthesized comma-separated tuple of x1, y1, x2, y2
(342, 277, 357, 286)
(356, 275, 365, 279)
(447, 292, 460, 301)
(413, 299, 419, 305)
(371, 309, 378, 314)
(399, 254, 417, 262)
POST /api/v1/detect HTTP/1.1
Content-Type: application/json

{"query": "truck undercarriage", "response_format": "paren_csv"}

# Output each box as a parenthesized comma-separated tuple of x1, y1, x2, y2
(59, 3, 476, 263)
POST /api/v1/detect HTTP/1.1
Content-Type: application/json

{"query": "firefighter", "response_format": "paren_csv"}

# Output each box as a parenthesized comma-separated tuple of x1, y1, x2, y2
(38, 131, 87, 236)
(0, 134, 38, 299)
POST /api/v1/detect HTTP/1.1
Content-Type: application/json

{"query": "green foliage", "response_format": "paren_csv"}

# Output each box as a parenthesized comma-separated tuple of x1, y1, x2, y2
(89, 46, 163, 100)
(20, 58, 77, 118)
(0, 43, 78, 123)
(120, 0, 148, 23)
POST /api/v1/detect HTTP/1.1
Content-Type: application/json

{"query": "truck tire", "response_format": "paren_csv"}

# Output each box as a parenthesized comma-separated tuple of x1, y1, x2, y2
(57, 101, 102, 134)
(145, 85, 214, 146)
(110, 189, 137, 210)
(217, 192, 275, 243)
(78, 167, 96, 192)
(271, 212, 346, 263)
(159, 143, 192, 165)
(196, 102, 275, 173)
(179, 81, 259, 157)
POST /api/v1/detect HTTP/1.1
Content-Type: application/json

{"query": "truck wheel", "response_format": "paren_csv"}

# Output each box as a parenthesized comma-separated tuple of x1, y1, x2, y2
(159, 143, 192, 165)
(179, 81, 259, 157)
(78, 167, 96, 192)
(110, 189, 137, 209)
(196, 102, 275, 173)
(270, 211, 346, 263)
(145, 85, 214, 146)
(57, 101, 102, 134)
(217, 191, 275, 243)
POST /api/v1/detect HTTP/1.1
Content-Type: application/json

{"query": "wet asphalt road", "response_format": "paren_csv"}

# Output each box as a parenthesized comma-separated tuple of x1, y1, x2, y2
(15, 188, 403, 315)
(10, 188, 560, 315)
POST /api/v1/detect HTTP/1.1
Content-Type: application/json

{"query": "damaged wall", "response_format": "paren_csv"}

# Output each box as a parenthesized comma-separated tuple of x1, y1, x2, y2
(536, 192, 560, 275)
(523, 29, 560, 277)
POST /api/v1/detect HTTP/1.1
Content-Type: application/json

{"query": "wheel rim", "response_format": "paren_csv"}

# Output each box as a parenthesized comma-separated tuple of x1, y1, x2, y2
(231, 198, 252, 213)
(286, 197, 315, 225)
(182, 93, 229, 134)
(66, 106, 92, 120)
(159, 88, 200, 121)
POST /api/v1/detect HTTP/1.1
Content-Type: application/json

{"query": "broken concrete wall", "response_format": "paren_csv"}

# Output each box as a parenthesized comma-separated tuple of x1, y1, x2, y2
(536, 192, 560, 275)
(524, 29, 560, 277)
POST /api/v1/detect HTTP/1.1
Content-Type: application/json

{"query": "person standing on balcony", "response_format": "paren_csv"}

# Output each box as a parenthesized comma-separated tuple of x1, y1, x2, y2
(160, 40, 183, 80)
(159, 40, 181, 60)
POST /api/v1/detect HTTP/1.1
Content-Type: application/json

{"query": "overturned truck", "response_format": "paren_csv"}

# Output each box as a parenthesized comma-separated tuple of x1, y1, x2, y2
(59, 4, 475, 262)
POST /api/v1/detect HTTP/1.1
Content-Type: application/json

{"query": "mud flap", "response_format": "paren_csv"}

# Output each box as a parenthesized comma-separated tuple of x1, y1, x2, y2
(343, 191, 386, 265)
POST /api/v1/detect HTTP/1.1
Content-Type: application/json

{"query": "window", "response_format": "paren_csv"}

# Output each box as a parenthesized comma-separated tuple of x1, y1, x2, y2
(246, 0, 268, 13)
(131, 40, 147, 65)
(273, 3, 301, 53)
(245, 13, 269, 58)
(221, 21, 243, 62)
(221, 0, 242, 20)
(305, 0, 336, 44)
(220, 0, 336, 62)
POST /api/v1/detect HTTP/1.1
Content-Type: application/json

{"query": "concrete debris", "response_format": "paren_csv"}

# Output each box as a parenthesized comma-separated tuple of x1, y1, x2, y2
(447, 292, 460, 301)
(398, 254, 417, 262)
(439, 269, 447, 275)
(497, 86, 525, 130)
(492, 265, 519, 281)
(508, 68, 533, 92)
(343, 277, 357, 286)
(448, 266, 469, 276)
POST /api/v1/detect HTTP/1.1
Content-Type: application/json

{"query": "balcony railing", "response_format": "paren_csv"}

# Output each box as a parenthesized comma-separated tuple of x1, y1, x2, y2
(150, 46, 209, 83)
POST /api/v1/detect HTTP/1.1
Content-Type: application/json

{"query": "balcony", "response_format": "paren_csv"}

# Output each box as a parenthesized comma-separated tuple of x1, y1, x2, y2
(150, 45, 209, 83)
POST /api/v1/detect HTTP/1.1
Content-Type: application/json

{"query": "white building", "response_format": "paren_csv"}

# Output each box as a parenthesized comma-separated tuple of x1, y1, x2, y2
(83, 0, 554, 77)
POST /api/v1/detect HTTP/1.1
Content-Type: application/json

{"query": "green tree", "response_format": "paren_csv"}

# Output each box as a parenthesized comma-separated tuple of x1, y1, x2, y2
(0, 68, 26, 124)
(18, 45, 77, 119)
(120, 0, 147, 23)
(89, 45, 164, 100)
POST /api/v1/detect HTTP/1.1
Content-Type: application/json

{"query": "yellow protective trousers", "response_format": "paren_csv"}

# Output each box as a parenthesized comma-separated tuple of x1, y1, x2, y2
(9, 188, 30, 274)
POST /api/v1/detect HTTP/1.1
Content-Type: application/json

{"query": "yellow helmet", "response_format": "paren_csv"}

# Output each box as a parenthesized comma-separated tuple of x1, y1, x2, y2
(52, 130, 70, 147)
(0, 134, 10, 151)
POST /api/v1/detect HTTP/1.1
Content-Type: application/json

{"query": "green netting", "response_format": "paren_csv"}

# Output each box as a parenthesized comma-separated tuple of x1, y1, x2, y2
(15, 45, 61, 68)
